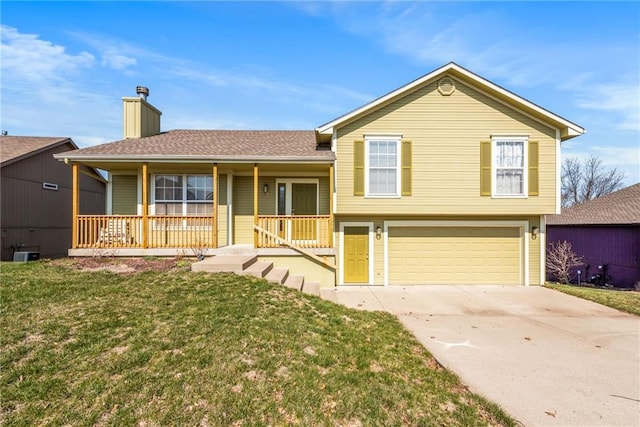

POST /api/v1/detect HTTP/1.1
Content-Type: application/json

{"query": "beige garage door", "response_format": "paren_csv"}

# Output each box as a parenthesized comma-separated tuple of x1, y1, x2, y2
(388, 227, 521, 285)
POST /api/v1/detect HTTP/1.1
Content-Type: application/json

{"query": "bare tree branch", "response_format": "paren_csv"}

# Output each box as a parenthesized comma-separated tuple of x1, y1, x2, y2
(561, 155, 626, 207)
(546, 241, 584, 284)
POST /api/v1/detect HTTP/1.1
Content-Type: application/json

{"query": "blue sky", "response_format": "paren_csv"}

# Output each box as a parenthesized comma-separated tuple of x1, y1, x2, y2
(2, 1, 639, 183)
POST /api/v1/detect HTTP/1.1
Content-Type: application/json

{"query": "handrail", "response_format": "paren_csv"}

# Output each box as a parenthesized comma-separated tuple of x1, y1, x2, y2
(75, 215, 216, 249)
(256, 215, 332, 248)
(254, 224, 336, 270)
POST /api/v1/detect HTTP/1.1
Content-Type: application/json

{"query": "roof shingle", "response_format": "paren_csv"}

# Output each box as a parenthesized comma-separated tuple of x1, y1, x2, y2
(1, 136, 72, 166)
(547, 183, 640, 225)
(62, 130, 333, 161)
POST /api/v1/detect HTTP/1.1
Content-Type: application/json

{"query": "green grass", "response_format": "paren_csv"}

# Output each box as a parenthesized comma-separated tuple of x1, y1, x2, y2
(1, 261, 514, 426)
(546, 283, 640, 316)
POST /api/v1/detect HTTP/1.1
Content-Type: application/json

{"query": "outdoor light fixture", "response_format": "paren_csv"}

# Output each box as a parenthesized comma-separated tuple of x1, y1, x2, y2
(376, 226, 382, 240)
(263, 184, 269, 195)
(531, 226, 539, 240)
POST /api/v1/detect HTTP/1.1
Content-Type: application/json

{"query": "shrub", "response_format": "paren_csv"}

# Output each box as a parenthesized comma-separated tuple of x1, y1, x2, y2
(546, 240, 584, 284)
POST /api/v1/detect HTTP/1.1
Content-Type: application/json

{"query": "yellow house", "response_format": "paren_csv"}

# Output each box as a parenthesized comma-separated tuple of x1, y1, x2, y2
(55, 63, 584, 287)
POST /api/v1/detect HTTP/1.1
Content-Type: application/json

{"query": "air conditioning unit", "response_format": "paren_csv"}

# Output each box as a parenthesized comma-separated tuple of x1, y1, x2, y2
(13, 252, 40, 262)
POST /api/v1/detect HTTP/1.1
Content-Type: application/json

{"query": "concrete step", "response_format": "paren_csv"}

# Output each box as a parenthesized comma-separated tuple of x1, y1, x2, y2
(242, 260, 273, 278)
(191, 255, 257, 273)
(265, 267, 289, 285)
(301, 281, 320, 296)
(283, 274, 304, 291)
(319, 288, 338, 304)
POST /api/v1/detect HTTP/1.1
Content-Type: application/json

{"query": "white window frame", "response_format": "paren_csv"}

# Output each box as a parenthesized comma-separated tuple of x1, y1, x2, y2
(492, 136, 528, 198)
(151, 174, 213, 216)
(365, 136, 402, 198)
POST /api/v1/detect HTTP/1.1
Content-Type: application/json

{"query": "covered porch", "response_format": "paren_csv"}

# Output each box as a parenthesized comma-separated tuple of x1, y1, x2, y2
(69, 161, 334, 253)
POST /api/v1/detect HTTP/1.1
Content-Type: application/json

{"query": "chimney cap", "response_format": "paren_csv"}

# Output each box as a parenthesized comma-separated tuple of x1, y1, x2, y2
(136, 86, 149, 100)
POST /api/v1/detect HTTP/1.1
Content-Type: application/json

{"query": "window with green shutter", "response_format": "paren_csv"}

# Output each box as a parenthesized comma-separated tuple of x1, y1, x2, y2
(482, 137, 538, 197)
(528, 141, 539, 196)
(401, 139, 412, 196)
(480, 141, 492, 196)
(353, 139, 364, 196)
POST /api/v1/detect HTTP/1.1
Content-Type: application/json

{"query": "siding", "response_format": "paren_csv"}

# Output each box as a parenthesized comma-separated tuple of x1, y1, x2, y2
(547, 225, 640, 288)
(233, 175, 331, 244)
(112, 175, 137, 214)
(0, 143, 105, 260)
(336, 76, 558, 216)
(217, 174, 228, 246)
(336, 215, 542, 286)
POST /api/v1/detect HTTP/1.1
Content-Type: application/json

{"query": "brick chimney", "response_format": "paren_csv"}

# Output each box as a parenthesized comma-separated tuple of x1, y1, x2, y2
(122, 86, 162, 139)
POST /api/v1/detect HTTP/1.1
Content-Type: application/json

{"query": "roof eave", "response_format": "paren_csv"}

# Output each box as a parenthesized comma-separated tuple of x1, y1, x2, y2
(2, 137, 76, 168)
(315, 62, 585, 139)
(53, 153, 335, 164)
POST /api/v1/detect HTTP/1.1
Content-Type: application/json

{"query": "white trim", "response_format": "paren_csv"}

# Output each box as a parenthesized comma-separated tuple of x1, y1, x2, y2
(332, 130, 338, 214)
(151, 173, 214, 216)
(555, 129, 562, 214)
(364, 136, 402, 198)
(137, 169, 142, 216)
(316, 62, 584, 139)
(491, 137, 528, 199)
(227, 173, 233, 246)
(383, 220, 529, 286)
(540, 215, 546, 285)
(42, 182, 59, 191)
(339, 222, 374, 286)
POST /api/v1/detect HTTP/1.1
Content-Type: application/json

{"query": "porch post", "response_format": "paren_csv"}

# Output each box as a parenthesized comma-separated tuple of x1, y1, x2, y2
(71, 163, 79, 248)
(142, 162, 148, 248)
(329, 163, 334, 248)
(213, 163, 218, 248)
(253, 163, 259, 248)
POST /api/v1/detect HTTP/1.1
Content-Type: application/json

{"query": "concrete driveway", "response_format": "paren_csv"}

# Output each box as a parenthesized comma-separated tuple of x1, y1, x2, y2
(320, 285, 640, 427)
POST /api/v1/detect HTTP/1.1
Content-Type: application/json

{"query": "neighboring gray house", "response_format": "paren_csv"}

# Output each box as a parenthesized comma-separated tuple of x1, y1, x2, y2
(0, 136, 106, 260)
(546, 183, 640, 288)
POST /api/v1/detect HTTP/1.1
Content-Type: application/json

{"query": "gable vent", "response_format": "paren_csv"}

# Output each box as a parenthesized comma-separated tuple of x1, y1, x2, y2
(438, 77, 456, 96)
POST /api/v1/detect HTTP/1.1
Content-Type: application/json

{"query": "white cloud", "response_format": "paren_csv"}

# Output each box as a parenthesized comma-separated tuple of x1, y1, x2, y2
(1, 25, 95, 83)
(575, 80, 640, 132)
(101, 53, 137, 70)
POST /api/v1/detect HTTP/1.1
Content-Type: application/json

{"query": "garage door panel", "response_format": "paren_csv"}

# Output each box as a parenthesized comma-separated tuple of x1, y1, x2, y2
(388, 226, 521, 285)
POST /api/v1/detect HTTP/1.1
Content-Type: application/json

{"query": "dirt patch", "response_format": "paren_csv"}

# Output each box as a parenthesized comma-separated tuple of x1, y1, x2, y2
(51, 257, 191, 274)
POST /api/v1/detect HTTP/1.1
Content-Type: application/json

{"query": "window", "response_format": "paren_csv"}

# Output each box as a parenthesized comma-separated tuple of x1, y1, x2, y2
(366, 138, 400, 197)
(493, 138, 526, 196)
(154, 174, 213, 215)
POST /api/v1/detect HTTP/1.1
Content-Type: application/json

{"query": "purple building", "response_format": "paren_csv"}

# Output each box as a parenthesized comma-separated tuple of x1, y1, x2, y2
(546, 183, 640, 288)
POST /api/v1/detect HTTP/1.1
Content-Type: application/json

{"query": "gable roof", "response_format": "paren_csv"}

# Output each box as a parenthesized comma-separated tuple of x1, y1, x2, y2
(55, 130, 334, 163)
(315, 62, 585, 142)
(1, 136, 76, 167)
(547, 183, 640, 226)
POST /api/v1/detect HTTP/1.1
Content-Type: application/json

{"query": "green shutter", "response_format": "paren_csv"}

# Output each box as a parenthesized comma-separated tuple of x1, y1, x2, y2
(480, 141, 492, 196)
(528, 140, 539, 196)
(353, 139, 365, 196)
(401, 139, 412, 196)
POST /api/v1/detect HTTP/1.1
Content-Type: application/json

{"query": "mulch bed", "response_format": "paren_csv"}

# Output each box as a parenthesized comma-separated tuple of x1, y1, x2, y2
(50, 257, 193, 274)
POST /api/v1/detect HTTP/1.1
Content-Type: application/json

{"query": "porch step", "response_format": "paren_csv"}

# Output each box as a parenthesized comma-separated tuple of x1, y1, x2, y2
(301, 281, 320, 296)
(319, 288, 338, 303)
(192, 254, 322, 297)
(265, 267, 289, 285)
(242, 261, 273, 278)
(191, 255, 257, 273)
(283, 274, 304, 291)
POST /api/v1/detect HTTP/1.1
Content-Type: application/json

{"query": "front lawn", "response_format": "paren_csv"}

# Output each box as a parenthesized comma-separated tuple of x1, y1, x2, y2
(1, 261, 514, 426)
(546, 283, 640, 316)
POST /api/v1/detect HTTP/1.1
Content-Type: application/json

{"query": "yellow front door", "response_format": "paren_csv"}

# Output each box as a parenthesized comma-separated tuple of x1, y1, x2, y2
(344, 227, 369, 283)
